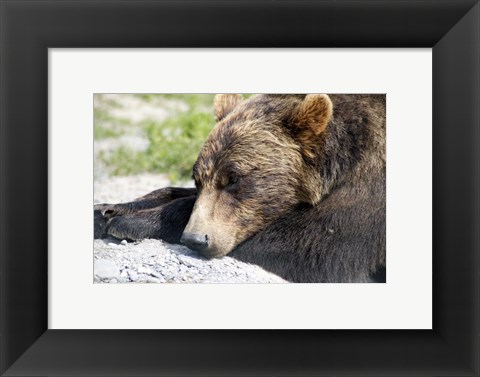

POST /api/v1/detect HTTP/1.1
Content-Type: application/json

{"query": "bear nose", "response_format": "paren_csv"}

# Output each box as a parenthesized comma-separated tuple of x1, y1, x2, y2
(180, 232, 209, 252)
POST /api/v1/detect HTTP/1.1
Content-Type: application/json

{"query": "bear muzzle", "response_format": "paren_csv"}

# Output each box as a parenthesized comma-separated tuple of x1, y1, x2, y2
(180, 232, 209, 254)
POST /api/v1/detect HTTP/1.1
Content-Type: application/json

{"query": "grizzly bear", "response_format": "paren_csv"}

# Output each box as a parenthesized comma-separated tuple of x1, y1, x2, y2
(95, 94, 386, 283)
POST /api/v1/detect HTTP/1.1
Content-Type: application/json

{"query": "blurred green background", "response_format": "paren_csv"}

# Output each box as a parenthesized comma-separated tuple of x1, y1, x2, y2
(94, 94, 217, 183)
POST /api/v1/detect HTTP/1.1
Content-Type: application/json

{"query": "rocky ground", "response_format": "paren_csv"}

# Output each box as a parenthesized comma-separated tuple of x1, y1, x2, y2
(94, 175, 287, 284)
(94, 238, 286, 284)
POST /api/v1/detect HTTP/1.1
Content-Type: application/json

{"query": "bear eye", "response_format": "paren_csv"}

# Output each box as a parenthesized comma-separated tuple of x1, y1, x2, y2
(226, 175, 240, 190)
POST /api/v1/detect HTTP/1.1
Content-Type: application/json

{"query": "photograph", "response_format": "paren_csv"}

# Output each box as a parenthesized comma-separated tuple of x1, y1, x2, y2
(93, 93, 386, 284)
(2, 0, 478, 375)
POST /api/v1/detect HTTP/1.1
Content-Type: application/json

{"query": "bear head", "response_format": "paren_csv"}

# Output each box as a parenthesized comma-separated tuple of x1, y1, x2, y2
(181, 94, 333, 258)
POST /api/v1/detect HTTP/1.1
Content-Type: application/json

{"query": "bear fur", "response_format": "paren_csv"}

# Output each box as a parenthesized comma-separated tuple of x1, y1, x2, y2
(95, 94, 386, 283)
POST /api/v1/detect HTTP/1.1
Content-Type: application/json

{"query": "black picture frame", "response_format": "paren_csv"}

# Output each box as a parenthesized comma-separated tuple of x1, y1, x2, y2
(1, 0, 479, 376)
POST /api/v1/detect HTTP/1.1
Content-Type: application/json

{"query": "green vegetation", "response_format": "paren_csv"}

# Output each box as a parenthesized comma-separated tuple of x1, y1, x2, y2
(104, 110, 215, 182)
(137, 93, 215, 109)
(94, 94, 217, 183)
(93, 108, 130, 139)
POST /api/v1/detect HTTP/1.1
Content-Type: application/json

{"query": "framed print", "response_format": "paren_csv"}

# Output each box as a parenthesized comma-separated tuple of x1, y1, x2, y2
(48, 50, 431, 330)
(1, 0, 479, 376)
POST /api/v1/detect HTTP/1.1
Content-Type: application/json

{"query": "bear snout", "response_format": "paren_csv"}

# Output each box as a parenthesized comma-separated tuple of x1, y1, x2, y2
(180, 232, 209, 254)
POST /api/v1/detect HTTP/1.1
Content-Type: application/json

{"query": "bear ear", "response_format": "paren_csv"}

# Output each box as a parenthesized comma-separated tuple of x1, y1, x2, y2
(294, 94, 333, 135)
(214, 94, 243, 122)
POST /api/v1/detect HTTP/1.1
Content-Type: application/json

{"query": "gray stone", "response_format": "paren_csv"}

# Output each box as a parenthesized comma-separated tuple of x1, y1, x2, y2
(127, 269, 138, 281)
(178, 255, 202, 268)
(149, 270, 163, 278)
(94, 259, 120, 279)
(137, 266, 154, 275)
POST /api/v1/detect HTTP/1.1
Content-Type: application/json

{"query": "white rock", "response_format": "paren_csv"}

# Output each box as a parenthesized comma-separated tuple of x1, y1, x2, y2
(127, 269, 138, 281)
(178, 255, 202, 268)
(94, 259, 120, 279)
(149, 270, 163, 278)
(137, 266, 154, 275)
(146, 277, 161, 283)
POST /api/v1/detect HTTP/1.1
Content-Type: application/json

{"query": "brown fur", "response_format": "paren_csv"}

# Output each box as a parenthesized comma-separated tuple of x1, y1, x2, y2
(291, 94, 333, 159)
(184, 94, 385, 261)
(214, 94, 243, 122)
